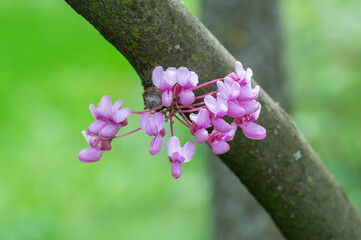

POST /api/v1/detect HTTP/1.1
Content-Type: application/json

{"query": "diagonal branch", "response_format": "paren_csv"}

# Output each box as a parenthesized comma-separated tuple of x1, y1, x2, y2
(65, 0, 361, 239)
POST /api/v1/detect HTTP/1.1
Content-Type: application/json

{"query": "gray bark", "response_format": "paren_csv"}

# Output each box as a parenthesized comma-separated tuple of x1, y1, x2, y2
(64, 0, 361, 239)
(203, 0, 286, 239)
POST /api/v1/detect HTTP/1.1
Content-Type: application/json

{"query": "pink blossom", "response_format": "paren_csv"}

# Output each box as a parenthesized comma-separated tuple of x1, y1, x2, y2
(217, 78, 247, 117)
(88, 95, 131, 139)
(207, 123, 237, 154)
(190, 108, 211, 143)
(79, 131, 104, 163)
(204, 94, 228, 118)
(235, 61, 253, 87)
(152, 66, 177, 107)
(235, 104, 266, 140)
(140, 112, 166, 155)
(204, 94, 232, 133)
(217, 78, 241, 100)
(176, 67, 199, 105)
(167, 136, 196, 179)
(78, 61, 267, 179)
(233, 61, 260, 102)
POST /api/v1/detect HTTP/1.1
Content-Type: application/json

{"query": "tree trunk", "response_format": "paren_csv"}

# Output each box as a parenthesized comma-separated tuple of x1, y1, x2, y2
(202, 0, 286, 239)
(64, 0, 361, 239)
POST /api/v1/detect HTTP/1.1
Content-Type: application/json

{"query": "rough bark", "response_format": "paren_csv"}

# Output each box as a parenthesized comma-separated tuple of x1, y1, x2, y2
(64, 0, 361, 239)
(203, 0, 286, 239)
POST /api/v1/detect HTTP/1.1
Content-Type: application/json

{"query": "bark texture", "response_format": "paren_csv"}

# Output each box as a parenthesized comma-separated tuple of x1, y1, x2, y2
(65, 0, 361, 239)
(203, 0, 286, 239)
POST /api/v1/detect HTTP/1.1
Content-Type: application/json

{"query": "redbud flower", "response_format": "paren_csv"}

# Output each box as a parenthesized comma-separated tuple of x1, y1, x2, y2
(207, 122, 237, 154)
(204, 94, 228, 118)
(152, 66, 177, 107)
(79, 131, 104, 163)
(190, 108, 211, 143)
(167, 136, 196, 179)
(88, 95, 131, 139)
(233, 62, 260, 102)
(235, 104, 266, 140)
(140, 112, 166, 155)
(176, 67, 199, 105)
(78, 60, 267, 179)
(204, 94, 232, 133)
(217, 78, 241, 101)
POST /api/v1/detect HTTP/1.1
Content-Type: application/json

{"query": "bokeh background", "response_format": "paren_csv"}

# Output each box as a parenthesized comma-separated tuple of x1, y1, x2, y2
(0, 0, 360, 239)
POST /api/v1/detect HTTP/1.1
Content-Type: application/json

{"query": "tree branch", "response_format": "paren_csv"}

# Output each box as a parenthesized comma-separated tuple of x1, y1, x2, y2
(65, 0, 361, 239)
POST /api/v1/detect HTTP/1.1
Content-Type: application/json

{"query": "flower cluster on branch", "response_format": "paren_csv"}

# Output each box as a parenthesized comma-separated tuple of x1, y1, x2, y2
(79, 61, 266, 179)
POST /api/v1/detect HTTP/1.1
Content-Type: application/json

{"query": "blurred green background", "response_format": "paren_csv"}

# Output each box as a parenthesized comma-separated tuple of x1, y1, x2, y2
(0, 0, 360, 239)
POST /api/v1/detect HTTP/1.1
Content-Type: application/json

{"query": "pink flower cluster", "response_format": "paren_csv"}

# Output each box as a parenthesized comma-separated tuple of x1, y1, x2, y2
(79, 61, 266, 179)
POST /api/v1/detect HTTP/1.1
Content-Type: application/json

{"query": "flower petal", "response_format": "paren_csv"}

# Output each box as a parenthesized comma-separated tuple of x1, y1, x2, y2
(87, 120, 107, 136)
(238, 100, 260, 115)
(235, 61, 244, 79)
(215, 95, 228, 117)
(212, 118, 231, 133)
(171, 151, 185, 163)
(140, 112, 151, 131)
(99, 123, 120, 139)
(152, 66, 164, 89)
(89, 104, 100, 119)
(182, 141, 196, 162)
(165, 67, 177, 87)
(229, 82, 241, 100)
(179, 90, 195, 106)
(187, 71, 199, 90)
(227, 100, 245, 118)
(162, 90, 173, 107)
(204, 95, 217, 114)
(241, 122, 266, 140)
(97, 95, 112, 114)
(79, 147, 103, 163)
(149, 134, 163, 155)
(238, 86, 259, 101)
(114, 107, 131, 123)
(197, 108, 211, 128)
(223, 122, 237, 141)
(212, 140, 230, 155)
(250, 103, 261, 121)
(217, 81, 230, 99)
(224, 76, 234, 87)
(171, 162, 182, 179)
(176, 67, 190, 86)
(167, 136, 181, 157)
(244, 68, 253, 86)
(111, 100, 124, 112)
(151, 112, 164, 131)
(195, 128, 209, 144)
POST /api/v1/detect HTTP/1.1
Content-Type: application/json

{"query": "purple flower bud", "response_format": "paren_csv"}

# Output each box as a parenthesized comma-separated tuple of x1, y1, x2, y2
(190, 108, 211, 129)
(167, 136, 196, 179)
(79, 147, 104, 163)
(99, 123, 121, 139)
(140, 112, 166, 155)
(211, 141, 230, 155)
(212, 118, 231, 133)
(87, 120, 107, 136)
(171, 162, 182, 179)
(195, 128, 209, 144)
(150, 134, 163, 155)
(227, 100, 246, 118)
(162, 90, 174, 107)
(204, 95, 228, 118)
(140, 112, 165, 136)
(179, 89, 195, 106)
(87, 95, 132, 138)
(241, 122, 266, 140)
